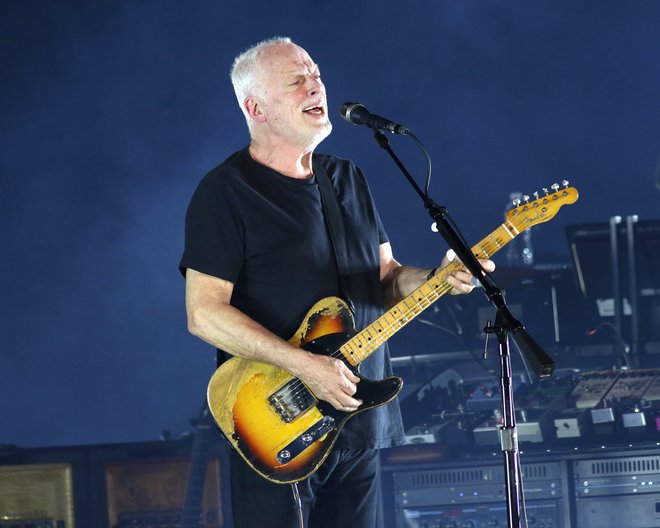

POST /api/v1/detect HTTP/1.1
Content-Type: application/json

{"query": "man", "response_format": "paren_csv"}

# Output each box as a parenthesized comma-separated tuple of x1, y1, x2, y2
(180, 37, 494, 528)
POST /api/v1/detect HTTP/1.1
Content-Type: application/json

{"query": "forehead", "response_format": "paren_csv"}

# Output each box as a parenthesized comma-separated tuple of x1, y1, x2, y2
(259, 44, 318, 75)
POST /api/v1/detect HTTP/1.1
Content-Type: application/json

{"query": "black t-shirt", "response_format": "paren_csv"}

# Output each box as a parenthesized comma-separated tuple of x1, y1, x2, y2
(180, 147, 405, 449)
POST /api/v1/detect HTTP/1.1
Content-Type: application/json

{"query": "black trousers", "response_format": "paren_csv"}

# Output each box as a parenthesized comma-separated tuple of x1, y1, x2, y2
(229, 447, 381, 528)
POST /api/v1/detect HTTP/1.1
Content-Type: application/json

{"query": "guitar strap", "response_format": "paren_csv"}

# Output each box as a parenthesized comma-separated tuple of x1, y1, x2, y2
(313, 159, 356, 314)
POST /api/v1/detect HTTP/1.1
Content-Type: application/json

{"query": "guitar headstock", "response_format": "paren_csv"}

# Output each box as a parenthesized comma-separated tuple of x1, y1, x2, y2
(506, 180, 579, 230)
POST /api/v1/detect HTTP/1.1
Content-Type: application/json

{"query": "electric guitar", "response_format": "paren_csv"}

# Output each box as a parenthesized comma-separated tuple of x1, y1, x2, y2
(207, 182, 579, 484)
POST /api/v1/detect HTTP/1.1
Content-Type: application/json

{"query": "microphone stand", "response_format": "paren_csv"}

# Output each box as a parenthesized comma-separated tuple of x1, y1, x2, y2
(372, 130, 555, 528)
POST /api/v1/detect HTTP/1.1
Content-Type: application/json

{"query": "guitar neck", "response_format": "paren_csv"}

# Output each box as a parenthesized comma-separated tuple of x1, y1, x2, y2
(338, 220, 521, 366)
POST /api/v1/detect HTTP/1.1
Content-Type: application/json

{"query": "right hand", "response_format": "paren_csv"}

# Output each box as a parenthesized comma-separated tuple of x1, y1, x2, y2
(294, 353, 363, 412)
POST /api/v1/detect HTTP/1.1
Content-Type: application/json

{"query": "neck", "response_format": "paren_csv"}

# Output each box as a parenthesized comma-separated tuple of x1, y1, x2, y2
(249, 138, 317, 179)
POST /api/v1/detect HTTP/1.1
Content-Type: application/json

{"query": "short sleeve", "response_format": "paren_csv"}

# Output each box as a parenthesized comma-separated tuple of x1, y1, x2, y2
(179, 174, 245, 282)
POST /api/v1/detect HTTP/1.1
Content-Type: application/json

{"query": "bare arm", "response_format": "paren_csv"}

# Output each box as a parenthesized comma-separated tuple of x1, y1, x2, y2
(185, 268, 363, 411)
(380, 243, 495, 308)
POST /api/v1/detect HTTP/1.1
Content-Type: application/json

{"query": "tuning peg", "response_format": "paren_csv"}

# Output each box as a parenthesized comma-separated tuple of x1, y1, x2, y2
(542, 187, 549, 195)
(512, 198, 521, 207)
(533, 191, 539, 200)
(562, 180, 569, 188)
(551, 183, 560, 192)
(522, 194, 530, 203)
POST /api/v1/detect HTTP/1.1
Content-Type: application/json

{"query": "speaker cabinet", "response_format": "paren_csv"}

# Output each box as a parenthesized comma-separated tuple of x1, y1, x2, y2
(103, 455, 222, 528)
(0, 463, 74, 527)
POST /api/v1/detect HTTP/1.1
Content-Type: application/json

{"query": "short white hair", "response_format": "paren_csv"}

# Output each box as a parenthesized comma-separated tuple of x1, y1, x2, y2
(230, 36, 293, 120)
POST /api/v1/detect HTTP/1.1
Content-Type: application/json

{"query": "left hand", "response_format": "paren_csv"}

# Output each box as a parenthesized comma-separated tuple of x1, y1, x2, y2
(439, 249, 496, 295)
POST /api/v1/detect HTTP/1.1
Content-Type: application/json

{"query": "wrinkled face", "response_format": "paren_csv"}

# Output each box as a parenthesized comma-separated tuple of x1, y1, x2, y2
(251, 43, 332, 148)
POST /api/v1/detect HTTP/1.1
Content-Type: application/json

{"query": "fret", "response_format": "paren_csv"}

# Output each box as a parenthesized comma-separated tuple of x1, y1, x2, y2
(352, 335, 368, 355)
(342, 342, 362, 364)
(504, 220, 519, 237)
(400, 298, 416, 316)
(380, 313, 398, 333)
(362, 326, 382, 349)
(488, 234, 502, 249)
(408, 296, 425, 315)
(371, 321, 389, 339)
(501, 223, 514, 239)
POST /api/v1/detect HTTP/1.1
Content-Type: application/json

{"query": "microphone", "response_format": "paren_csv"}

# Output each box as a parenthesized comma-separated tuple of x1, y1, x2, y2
(340, 102, 410, 135)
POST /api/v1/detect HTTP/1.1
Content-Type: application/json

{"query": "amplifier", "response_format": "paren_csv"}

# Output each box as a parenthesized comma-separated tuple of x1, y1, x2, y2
(0, 463, 74, 528)
(104, 456, 222, 528)
(391, 460, 570, 528)
(574, 453, 660, 528)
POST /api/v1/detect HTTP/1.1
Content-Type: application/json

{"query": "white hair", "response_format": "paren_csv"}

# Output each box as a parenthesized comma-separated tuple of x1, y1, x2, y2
(230, 36, 293, 121)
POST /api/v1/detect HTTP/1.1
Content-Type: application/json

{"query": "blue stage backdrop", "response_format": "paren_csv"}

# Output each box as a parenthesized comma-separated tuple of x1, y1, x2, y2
(1, 0, 659, 448)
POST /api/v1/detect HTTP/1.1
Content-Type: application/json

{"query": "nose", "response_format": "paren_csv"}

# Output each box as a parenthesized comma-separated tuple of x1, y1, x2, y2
(306, 75, 323, 95)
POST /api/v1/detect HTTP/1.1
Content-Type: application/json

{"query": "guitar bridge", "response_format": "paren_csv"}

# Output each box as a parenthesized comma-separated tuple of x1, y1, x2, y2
(269, 380, 316, 423)
(276, 416, 336, 464)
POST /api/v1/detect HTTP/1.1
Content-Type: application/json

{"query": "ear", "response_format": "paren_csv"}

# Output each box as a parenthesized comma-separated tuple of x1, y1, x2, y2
(244, 96, 266, 123)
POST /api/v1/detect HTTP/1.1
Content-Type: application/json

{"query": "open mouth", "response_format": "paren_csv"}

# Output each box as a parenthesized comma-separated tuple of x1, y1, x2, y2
(302, 105, 325, 116)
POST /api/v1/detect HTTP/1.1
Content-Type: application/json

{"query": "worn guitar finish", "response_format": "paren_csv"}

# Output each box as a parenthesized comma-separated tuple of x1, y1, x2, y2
(207, 183, 579, 483)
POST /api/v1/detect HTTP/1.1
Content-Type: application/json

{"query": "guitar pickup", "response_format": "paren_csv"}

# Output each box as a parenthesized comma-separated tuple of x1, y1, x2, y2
(269, 380, 317, 423)
(276, 416, 336, 465)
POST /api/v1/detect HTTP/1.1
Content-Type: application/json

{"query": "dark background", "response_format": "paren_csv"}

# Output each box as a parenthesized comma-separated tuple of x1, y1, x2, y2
(2, 0, 659, 449)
